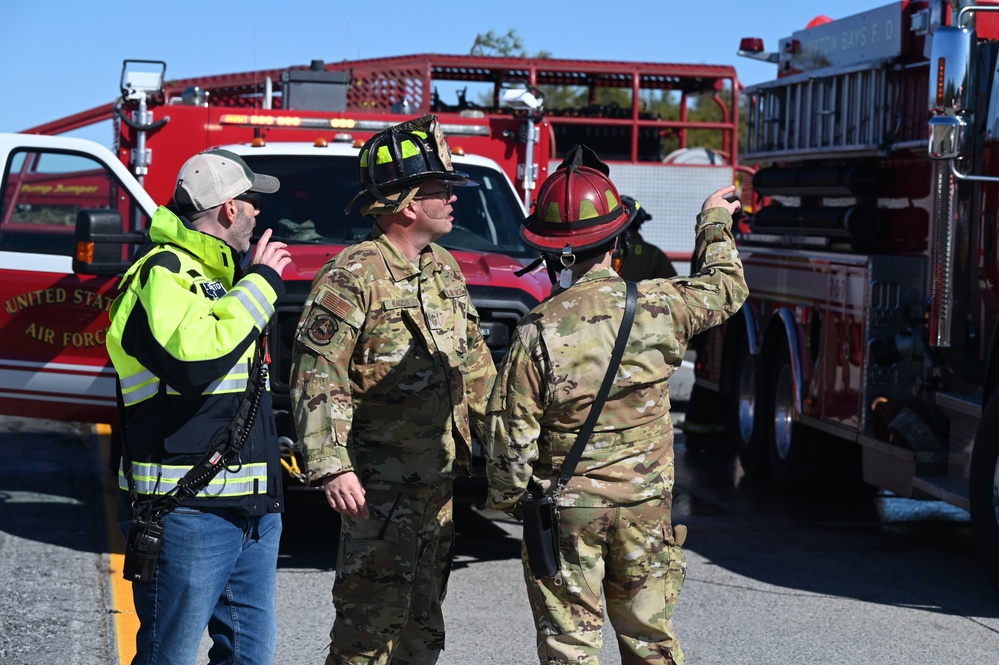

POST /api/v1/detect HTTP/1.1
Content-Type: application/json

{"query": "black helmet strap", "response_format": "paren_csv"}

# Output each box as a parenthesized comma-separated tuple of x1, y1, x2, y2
(514, 255, 545, 277)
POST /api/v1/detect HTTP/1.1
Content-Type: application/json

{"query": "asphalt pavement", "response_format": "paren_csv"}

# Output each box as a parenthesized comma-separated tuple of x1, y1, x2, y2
(4, 358, 999, 665)
(0, 418, 113, 664)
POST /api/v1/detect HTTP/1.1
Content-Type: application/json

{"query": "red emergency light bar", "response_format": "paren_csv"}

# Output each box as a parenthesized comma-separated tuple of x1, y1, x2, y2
(217, 114, 490, 137)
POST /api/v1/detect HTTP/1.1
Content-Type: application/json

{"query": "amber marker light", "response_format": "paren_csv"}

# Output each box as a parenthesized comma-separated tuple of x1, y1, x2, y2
(936, 57, 947, 108)
(75, 242, 95, 265)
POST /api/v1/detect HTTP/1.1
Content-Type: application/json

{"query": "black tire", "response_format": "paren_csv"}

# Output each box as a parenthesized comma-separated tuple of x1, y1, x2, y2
(765, 335, 816, 493)
(970, 392, 999, 593)
(729, 345, 768, 477)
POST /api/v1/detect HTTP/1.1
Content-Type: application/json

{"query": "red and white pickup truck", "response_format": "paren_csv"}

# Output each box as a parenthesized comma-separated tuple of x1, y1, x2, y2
(0, 133, 548, 490)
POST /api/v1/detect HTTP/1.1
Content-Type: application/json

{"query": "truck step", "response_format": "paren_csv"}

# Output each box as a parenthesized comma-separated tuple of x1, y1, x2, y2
(909, 474, 970, 511)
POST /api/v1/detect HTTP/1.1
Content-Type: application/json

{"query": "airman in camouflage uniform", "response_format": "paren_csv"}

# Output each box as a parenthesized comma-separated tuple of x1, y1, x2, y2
(290, 115, 496, 665)
(485, 145, 748, 665)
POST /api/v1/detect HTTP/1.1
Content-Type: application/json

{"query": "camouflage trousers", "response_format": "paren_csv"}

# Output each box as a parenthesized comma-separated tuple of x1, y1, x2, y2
(523, 497, 686, 664)
(327, 480, 454, 665)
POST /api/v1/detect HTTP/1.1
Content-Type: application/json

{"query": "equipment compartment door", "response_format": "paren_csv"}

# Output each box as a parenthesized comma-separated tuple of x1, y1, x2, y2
(0, 147, 148, 423)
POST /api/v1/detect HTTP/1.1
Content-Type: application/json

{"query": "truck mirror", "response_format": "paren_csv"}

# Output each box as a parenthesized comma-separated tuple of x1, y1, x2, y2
(73, 209, 147, 275)
(928, 25, 974, 115)
(928, 115, 966, 160)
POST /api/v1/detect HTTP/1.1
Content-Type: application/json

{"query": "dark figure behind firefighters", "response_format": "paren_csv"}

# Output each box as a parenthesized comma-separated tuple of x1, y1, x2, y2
(615, 194, 678, 280)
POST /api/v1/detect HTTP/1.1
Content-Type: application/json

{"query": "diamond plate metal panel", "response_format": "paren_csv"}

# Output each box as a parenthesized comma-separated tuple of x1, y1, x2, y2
(546, 162, 735, 259)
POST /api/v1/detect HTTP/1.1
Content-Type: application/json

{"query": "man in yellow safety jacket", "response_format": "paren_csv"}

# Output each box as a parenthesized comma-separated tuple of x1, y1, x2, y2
(106, 148, 291, 665)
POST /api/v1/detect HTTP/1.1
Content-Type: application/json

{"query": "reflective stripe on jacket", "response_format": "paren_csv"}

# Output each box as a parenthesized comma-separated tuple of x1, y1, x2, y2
(118, 461, 269, 497)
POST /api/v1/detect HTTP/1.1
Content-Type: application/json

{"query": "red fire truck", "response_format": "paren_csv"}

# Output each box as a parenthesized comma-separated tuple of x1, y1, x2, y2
(687, 0, 999, 589)
(0, 53, 739, 489)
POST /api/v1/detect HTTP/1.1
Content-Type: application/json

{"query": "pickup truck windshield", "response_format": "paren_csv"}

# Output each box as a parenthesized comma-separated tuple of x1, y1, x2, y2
(240, 155, 534, 260)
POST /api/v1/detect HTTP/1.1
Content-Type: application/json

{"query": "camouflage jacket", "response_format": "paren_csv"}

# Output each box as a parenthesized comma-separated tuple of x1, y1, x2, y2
(484, 207, 747, 511)
(290, 226, 496, 486)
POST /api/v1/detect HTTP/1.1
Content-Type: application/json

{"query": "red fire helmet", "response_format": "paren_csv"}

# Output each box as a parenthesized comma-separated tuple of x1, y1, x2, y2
(521, 144, 632, 253)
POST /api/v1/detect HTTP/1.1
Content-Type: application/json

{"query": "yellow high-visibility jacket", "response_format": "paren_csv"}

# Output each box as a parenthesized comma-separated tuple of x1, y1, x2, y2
(107, 207, 285, 515)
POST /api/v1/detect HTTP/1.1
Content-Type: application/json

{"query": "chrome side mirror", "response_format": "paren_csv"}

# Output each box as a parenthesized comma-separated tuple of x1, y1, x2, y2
(928, 25, 974, 115)
(928, 116, 966, 159)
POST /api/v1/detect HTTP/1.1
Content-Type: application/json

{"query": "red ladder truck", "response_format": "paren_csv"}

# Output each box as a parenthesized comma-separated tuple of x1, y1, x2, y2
(687, 0, 999, 590)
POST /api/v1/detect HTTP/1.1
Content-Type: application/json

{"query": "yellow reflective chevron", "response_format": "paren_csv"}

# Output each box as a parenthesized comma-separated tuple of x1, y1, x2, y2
(372, 138, 421, 165)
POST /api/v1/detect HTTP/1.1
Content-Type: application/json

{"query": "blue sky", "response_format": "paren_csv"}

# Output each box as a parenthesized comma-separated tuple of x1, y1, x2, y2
(0, 0, 890, 136)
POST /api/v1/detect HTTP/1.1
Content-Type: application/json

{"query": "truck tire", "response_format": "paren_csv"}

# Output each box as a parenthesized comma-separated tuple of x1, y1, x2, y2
(970, 392, 999, 593)
(766, 335, 814, 493)
(730, 345, 767, 477)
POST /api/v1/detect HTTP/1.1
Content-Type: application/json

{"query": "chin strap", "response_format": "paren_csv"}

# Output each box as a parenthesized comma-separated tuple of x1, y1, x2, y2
(515, 255, 545, 277)
(514, 254, 562, 287)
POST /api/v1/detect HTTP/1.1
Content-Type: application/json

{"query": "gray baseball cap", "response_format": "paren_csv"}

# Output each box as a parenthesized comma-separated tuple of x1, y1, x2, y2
(174, 149, 280, 212)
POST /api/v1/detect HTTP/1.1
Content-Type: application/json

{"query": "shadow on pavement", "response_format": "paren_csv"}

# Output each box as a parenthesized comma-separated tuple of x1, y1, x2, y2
(0, 420, 107, 555)
(673, 438, 999, 619)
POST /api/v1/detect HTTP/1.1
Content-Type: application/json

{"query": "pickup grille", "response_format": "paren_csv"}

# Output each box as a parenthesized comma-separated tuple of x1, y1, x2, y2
(466, 284, 538, 363)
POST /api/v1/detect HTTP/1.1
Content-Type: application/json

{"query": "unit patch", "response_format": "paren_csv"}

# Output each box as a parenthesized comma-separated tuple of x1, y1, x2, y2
(308, 315, 338, 345)
(200, 281, 227, 300)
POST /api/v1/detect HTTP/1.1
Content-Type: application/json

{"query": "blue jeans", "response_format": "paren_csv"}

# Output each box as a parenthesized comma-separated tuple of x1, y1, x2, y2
(120, 507, 282, 665)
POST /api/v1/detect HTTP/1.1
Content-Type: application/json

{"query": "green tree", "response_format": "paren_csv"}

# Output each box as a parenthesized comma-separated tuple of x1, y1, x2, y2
(468, 29, 551, 107)
(470, 29, 551, 58)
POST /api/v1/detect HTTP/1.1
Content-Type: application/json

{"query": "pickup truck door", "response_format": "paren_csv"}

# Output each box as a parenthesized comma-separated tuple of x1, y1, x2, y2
(0, 134, 155, 423)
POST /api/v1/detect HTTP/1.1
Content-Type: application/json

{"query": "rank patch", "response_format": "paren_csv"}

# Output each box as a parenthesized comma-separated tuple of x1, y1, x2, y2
(308, 315, 338, 345)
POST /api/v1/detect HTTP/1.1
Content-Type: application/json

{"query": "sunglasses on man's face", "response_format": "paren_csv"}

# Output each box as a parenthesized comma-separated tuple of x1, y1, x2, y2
(413, 184, 453, 202)
(234, 194, 260, 210)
